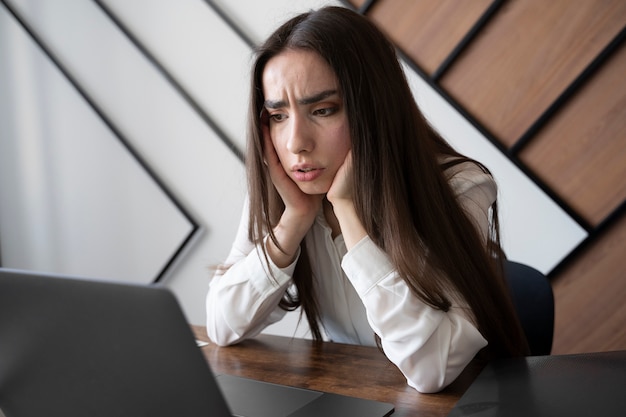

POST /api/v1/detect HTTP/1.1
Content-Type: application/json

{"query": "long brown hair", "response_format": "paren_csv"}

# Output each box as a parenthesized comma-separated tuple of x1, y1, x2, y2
(246, 6, 528, 357)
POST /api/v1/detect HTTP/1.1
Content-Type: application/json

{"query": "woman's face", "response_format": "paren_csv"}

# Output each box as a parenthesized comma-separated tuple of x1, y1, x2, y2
(262, 49, 351, 195)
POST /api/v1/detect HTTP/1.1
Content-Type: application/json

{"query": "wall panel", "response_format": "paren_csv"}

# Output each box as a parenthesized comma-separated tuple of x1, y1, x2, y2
(439, 0, 626, 147)
(0, 1, 196, 283)
(368, 0, 492, 75)
(0, 0, 248, 323)
(551, 213, 626, 354)
(520, 43, 626, 226)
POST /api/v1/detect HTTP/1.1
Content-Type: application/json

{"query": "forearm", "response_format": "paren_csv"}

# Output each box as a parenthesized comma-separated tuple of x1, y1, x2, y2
(206, 247, 295, 345)
(342, 238, 487, 393)
(266, 211, 313, 267)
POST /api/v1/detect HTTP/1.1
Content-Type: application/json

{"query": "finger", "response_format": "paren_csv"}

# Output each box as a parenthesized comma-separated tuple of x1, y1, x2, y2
(259, 115, 277, 166)
(258, 109, 271, 165)
(262, 127, 278, 166)
(262, 130, 280, 172)
(259, 107, 270, 126)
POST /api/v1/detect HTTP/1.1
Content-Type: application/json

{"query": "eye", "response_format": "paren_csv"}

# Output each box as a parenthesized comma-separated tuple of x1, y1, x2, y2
(269, 113, 287, 122)
(312, 107, 337, 117)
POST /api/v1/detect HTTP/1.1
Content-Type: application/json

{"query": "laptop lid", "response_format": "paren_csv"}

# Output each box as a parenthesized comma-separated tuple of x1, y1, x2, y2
(0, 268, 232, 417)
(0, 269, 394, 417)
(448, 351, 626, 417)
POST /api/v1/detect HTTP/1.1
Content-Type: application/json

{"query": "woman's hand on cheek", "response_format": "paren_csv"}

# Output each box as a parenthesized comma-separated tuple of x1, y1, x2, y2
(327, 150, 353, 205)
(326, 151, 367, 249)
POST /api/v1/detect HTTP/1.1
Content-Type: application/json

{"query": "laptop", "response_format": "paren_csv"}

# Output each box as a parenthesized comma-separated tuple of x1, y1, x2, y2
(0, 269, 394, 417)
(447, 350, 626, 417)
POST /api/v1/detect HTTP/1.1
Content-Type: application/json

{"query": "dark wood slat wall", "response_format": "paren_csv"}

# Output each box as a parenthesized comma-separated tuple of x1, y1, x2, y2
(439, 0, 626, 146)
(520, 43, 626, 226)
(347, 0, 626, 354)
(367, 0, 493, 75)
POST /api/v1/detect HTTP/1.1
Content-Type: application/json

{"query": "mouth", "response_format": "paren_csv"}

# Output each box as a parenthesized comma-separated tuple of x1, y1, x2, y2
(292, 165, 324, 182)
(291, 163, 319, 173)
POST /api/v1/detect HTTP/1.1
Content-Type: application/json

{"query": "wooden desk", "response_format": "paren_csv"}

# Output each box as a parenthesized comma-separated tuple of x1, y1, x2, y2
(193, 326, 483, 417)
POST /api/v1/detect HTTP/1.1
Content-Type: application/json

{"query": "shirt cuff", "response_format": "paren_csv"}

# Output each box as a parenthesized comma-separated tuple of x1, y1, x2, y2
(341, 236, 395, 295)
(246, 240, 300, 294)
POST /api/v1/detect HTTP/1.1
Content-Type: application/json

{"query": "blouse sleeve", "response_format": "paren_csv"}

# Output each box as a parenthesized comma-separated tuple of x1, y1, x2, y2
(342, 239, 487, 393)
(341, 165, 496, 393)
(205, 199, 298, 346)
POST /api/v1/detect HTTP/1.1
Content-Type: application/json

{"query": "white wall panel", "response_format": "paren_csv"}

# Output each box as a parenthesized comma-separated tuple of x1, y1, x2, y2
(0, 6, 192, 283)
(102, 0, 252, 153)
(211, 0, 343, 44)
(2, 0, 246, 325)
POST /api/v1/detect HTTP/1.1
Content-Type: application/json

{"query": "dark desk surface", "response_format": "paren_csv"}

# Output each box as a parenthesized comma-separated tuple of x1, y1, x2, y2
(193, 326, 483, 417)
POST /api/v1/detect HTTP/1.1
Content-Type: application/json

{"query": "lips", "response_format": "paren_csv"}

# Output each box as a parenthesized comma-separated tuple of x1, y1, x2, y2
(292, 164, 324, 182)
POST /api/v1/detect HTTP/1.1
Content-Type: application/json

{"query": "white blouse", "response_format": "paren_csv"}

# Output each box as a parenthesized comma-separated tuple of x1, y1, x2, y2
(206, 162, 496, 393)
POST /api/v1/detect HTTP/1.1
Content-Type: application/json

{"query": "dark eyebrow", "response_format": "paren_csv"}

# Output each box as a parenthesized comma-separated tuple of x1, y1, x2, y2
(298, 89, 338, 105)
(263, 98, 287, 110)
(263, 89, 338, 109)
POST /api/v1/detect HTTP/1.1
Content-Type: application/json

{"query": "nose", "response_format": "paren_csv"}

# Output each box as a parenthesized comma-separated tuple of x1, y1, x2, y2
(286, 115, 314, 154)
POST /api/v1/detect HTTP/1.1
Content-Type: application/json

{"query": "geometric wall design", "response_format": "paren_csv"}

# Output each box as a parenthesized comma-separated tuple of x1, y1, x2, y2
(1, 0, 623, 351)
(0, 1, 197, 284)
(356, 0, 626, 277)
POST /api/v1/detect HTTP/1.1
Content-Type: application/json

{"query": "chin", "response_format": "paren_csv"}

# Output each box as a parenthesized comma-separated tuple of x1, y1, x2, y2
(298, 183, 330, 196)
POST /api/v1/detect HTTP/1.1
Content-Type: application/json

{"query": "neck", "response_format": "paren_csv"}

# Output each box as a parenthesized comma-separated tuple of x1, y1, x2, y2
(323, 198, 342, 239)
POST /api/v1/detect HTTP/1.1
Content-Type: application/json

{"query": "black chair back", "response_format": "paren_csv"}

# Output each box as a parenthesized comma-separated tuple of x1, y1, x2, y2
(504, 260, 555, 355)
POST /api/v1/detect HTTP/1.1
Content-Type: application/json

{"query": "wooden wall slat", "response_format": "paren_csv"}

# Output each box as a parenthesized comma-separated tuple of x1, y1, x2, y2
(520, 44, 626, 226)
(368, 0, 492, 75)
(551, 212, 626, 354)
(439, 0, 626, 147)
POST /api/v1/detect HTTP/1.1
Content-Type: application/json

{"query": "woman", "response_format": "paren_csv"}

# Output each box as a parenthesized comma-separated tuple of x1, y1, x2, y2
(206, 6, 528, 393)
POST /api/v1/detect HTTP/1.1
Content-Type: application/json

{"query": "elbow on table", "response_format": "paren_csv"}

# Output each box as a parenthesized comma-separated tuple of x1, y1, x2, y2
(402, 351, 479, 393)
(394, 349, 462, 393)
(206, 293, 244, 346)
(206, 310, 246, 346)
(205, 322, 244, 346)
(406, 373, 449, 394)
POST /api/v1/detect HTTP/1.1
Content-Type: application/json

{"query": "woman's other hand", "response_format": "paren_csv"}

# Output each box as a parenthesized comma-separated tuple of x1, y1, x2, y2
(327, 151, 367, 249)
(326, 150, 353, 204)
